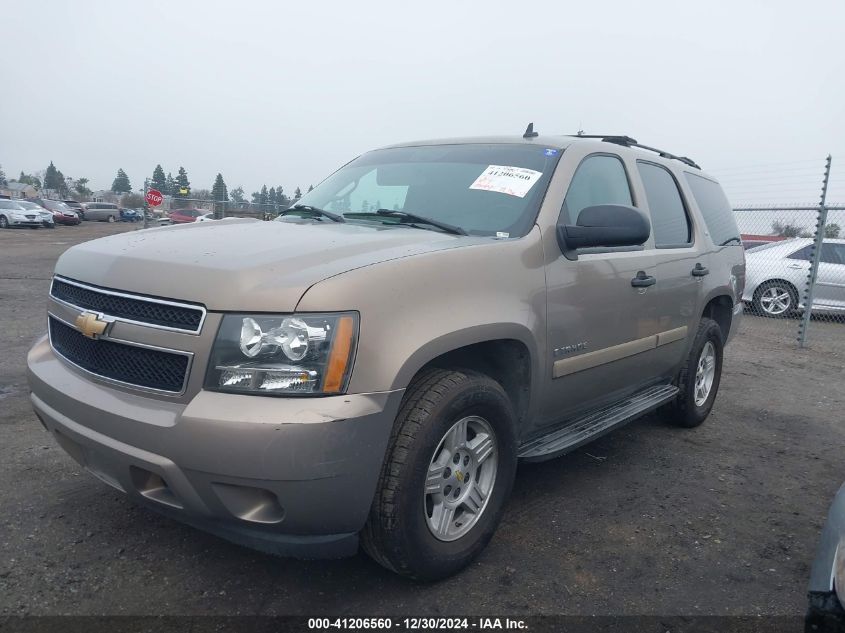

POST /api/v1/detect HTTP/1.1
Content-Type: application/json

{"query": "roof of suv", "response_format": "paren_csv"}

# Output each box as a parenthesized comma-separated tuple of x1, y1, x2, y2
(380, 133, 705, 174)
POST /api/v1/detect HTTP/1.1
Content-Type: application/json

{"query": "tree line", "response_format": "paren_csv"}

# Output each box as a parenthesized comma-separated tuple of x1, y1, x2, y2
(0, 161, 311, 210)
(1, 161, 93, 199)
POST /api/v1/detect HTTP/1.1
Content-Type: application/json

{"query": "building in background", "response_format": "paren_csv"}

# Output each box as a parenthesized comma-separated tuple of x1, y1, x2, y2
(0, 182, 38, 199)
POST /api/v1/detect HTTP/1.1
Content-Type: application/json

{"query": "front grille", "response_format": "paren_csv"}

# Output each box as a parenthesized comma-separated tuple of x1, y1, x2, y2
(51, 278, 204, 332)
(49, 316, 189, 393)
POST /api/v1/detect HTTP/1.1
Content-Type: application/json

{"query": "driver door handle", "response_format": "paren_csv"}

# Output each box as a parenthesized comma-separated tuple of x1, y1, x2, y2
(631, 271, 657, 287)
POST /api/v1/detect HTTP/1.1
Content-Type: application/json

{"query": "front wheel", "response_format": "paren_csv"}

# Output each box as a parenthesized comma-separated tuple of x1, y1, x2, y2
(660, 318, 724, 428)
(0, 215, 8, 229)
(362, 368, 517, 580)
(107, 215, 116, 223)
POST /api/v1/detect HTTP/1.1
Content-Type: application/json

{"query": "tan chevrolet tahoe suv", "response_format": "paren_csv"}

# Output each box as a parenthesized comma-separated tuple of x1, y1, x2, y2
(27, 129, 745, 580)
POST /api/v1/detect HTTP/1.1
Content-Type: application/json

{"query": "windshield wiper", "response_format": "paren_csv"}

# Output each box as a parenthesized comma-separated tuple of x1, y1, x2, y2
(719, 237, 742, 246)
(373, 209, 467, 236)
(278, 204, 346, 223)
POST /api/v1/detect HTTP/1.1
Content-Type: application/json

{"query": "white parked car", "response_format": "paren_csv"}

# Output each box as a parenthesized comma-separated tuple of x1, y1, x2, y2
(743, 238, 845, 316)
(197, 213, 215, 222)
(0, 200, 43, 229)
(16, 200, 55, 228)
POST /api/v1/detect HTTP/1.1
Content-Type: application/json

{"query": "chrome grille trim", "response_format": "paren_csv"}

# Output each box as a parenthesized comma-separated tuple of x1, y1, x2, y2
(50, 275, 207, 334)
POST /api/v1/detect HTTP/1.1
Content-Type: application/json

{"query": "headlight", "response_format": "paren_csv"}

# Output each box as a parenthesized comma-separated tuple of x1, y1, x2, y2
(205, 312, 358, 396)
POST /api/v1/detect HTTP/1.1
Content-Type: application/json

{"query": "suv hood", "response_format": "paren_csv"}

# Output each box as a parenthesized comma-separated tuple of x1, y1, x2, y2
(55, 218, 477, 311)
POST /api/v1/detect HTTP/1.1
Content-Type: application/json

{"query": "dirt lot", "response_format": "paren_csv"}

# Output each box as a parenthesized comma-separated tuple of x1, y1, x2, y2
(1, 222, 844, 617)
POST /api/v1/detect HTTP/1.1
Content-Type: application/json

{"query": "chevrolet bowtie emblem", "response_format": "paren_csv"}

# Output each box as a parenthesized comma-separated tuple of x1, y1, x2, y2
(75, 312, 108, 339)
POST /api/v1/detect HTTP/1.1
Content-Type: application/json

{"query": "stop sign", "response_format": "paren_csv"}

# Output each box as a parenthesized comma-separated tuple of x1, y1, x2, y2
(145, 189, 163, 207)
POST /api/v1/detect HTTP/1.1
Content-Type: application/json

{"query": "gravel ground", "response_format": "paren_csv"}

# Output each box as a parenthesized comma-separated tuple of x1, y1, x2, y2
(1, 222, 844, 617)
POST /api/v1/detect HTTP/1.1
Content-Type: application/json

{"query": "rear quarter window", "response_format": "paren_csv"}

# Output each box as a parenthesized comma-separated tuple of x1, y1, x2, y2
(684, 172, 740, 246)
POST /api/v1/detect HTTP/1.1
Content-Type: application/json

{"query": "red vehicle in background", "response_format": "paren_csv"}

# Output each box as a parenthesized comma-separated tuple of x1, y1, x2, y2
(35, 199, 81, 225)
(167, 208, 204, 224)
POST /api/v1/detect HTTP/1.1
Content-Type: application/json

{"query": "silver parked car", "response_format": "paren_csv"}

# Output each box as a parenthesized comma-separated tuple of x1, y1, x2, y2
(17, 200, 55, 228)
(0, 199, 42, 228)
(743, 238, 845, 317)
(28, 131, 745, 579)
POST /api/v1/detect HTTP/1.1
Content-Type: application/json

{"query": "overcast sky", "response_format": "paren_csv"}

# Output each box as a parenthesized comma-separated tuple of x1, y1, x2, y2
(2, 0, 844, 204)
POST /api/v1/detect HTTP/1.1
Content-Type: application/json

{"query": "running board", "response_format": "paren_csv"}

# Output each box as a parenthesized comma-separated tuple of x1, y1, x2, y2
(518, 384, 679, 462)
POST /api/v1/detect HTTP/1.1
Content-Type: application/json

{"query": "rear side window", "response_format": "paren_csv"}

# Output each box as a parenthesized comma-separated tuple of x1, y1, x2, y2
(637, 162, 691, 247)
(788, 245, 812, 261)
(561, 154, 632, 224)
(821, 243, 845, 265)
(684, 172, 740, 246)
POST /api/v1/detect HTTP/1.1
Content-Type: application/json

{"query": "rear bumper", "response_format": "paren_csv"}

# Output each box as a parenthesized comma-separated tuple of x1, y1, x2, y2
(27, 335, 404, 558)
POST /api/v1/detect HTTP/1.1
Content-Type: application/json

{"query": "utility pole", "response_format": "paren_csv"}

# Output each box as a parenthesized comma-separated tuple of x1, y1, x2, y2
(143, 178, 150, 229)
(797, 155, 832, 348)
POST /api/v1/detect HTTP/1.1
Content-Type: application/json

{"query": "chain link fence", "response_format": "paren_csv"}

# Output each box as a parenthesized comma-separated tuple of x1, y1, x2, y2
(720, 156, 845, 348)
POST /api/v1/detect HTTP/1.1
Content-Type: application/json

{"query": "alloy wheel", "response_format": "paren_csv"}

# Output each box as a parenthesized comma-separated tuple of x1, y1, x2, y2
(760, 286, 792, 315)
(424, 416, 498, 542)
(694, 341, 717, 407)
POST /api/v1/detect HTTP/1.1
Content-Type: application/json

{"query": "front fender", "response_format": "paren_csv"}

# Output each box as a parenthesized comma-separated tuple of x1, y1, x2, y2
(295, 227, 548, 401)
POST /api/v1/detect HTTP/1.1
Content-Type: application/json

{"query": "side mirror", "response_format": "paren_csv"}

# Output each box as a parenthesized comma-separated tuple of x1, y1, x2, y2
(557, 204, 650, 252)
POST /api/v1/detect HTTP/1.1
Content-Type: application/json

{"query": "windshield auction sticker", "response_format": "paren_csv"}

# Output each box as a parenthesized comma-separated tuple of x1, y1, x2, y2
(469, 165, 543, 198)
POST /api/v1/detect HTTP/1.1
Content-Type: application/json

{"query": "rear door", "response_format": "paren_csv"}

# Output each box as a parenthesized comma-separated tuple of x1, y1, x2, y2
(636, 161, 703, 377)
(815, 242, 845, 309)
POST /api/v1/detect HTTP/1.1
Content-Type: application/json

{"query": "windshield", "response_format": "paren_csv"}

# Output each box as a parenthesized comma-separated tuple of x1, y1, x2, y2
(281, 144, 561, 237)
(0, 200, 24, 210)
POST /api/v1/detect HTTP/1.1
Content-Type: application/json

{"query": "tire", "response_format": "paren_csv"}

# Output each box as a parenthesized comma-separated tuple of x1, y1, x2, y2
(0, 215, 8, 229)
(752, 280, 798, 318)
(362, 368, 518, 580)
(661, 318, 723, 428)
(107, 215, 116, 223)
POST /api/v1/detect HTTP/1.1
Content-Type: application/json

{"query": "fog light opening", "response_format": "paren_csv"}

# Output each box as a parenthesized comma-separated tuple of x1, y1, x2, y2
(130, 466, 183, 509)
(212, 482, 285, 524)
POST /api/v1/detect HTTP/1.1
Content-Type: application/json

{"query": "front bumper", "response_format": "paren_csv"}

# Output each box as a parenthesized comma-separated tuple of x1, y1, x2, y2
(27, 335, 404, 558)
(10, 216, 42, 227)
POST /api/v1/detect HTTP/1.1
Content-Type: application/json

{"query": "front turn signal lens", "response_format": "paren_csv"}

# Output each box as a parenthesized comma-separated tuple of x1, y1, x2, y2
(322, 316, 355, 393)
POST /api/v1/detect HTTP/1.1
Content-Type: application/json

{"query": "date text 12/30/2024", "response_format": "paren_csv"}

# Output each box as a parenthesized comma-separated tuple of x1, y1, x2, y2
(308, 618, 528, 630)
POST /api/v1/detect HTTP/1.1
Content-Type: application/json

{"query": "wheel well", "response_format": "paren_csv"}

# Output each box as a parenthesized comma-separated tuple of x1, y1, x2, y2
(418, 339, 531, 425)
(754, 278, 798, 297)
(702, 295, 734, 341)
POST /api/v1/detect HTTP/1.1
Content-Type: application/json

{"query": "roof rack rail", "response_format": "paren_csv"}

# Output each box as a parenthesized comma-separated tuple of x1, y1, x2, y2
(570, 133, 701, 170)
